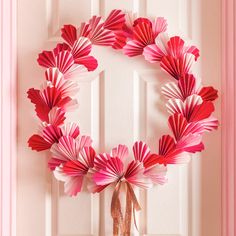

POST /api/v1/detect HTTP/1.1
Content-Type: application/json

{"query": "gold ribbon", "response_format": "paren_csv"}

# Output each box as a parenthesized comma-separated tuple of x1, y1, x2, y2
(111, 181, 141, 236)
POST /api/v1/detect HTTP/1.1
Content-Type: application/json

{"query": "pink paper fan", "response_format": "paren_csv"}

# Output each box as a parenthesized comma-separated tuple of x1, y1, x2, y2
(51, 135, 80, 160)
(48, 107, 66, 126)
(94, 153, 111, 170)
(125, 160, 152, 189)
(152, 17, 167, 38)
(144, 164, 167, 185)
(61, 122, 80, 138)
(166, 94, 202, 119)
(78, 146, 96, 169)
(45, 68, 79, 96)
(111, 144, 129, 160)
(123, 40, 146, 57)
(93, 157, 124, 185)
(69, 36, 99, 71)
(132, 141, 150, 162)
(143, 44, 164, 62)
(162, 82, 184, 100)
(71, 37, 92, 58)
(176, 134, 204, 153)
(54, 166, 84, 196)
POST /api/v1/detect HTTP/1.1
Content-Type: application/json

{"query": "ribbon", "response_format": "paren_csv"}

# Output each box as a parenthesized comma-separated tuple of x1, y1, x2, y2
(111, 181, 123, 236)
(111, 181, 141, 236)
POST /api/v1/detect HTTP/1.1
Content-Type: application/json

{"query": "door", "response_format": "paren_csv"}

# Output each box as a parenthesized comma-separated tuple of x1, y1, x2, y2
(17, 0, 221, 235)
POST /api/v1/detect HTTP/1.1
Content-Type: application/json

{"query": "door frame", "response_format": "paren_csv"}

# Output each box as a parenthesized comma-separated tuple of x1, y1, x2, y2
(0, 0, 235, 235)
(0, 0, 17, 236)
(221, 0, 236, 236)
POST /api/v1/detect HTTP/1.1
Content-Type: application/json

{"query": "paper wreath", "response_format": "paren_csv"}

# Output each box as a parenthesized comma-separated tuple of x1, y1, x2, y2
(27, 9, 218, 235)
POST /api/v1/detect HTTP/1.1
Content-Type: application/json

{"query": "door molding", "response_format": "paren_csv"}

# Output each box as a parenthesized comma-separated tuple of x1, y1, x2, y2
(222, 0, 236, 236)
(0, 0, 17, 236)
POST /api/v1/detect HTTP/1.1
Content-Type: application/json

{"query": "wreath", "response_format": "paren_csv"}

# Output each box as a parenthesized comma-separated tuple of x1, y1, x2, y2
(27, 9, 218, 235)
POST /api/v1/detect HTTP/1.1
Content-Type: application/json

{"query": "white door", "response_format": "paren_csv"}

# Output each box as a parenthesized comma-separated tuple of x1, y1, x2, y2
(17, 0, 221, 235)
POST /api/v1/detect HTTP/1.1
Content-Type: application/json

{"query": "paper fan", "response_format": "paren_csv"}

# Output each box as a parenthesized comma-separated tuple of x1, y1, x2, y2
(160, 53, 195, 79)
(104, 9, 126, 30)
(133, 141, 150, 162)
(152, 17, 168, 37)
(198, 86, 218, 101)
(87, 16, 115, 46)
(61, 24, 77, 46)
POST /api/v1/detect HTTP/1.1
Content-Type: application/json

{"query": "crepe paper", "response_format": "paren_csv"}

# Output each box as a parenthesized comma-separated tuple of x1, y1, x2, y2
(27, 9, 219, 235)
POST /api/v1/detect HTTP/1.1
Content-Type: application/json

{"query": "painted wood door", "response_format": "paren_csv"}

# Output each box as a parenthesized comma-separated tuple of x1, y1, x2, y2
(17, 0, 221, 235)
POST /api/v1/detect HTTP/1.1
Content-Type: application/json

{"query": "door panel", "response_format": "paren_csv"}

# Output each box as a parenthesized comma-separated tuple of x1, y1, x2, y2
(17, 0, 221, 235)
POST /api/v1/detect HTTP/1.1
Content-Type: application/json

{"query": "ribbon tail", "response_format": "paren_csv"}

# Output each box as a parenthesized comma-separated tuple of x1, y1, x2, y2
(126, 182, 142, 233)
(111, 181, 123, 236)
(124, 185, 132, 235)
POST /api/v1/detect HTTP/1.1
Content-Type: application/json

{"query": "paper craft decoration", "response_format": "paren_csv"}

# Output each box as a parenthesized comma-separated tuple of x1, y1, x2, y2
(27, 9, 218, 236)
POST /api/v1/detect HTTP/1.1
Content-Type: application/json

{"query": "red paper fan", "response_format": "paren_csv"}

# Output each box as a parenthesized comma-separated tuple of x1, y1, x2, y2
(160, 53, 195, 79)
(61, 24, 77, 46)
(198, 86, 218, 101)
(104, 9, 126, 30)
(87, 16, 115, 46)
